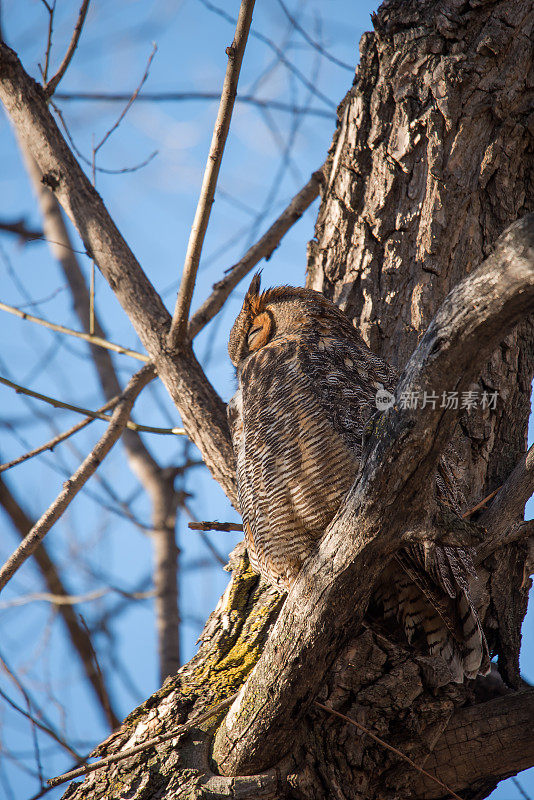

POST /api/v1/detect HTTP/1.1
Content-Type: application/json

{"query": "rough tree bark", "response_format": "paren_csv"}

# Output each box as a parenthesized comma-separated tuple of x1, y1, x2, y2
(1, 0, 533, 798)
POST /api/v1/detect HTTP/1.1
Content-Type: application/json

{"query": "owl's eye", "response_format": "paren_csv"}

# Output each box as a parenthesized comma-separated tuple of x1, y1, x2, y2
(247, 311, 272, 351)
(247, 325, 263, 348)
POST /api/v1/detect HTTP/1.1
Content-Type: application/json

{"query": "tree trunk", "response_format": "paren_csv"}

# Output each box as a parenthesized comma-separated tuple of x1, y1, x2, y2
(54, 0, 534, 797)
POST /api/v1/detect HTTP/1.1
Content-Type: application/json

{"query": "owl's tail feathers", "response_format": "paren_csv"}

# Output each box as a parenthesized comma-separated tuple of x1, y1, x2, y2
(375, 565, 490, 683)
(421, 588, 490, 682)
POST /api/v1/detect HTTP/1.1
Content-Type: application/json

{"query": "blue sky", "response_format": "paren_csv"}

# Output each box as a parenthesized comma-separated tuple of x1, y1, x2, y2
(0, 1, 531, 798)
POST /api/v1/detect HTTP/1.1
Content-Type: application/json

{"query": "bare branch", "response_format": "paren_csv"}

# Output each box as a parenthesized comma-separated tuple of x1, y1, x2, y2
(55, 90, 334, 118)
(0, 394, 119, 472)
(187, 165, 323, 339)
(0, 684, 83, 763)
(19, 144, 181, 680)
(0, 300, 149, 361)
(168, 0, 256, 347)
(0, 374, 185, 435)
(40, 0, 56, 84)
(0, 475, 120, 728)
(0, 364, 155, 593)
(0, 587, 155, 609)
(462, 486, 500, 518)
(276, 0, 354, 72)
(212, 214, 534, 775)
(197, 0, 336, 110)
(46, 691, 240, 788)
(43, 0, 90, 98)
(93, 43, 156, 156)
(188, 521, 243, 532)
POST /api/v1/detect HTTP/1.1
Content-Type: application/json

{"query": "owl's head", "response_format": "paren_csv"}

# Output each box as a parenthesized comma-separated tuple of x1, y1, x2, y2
(228, 273, 359, 367)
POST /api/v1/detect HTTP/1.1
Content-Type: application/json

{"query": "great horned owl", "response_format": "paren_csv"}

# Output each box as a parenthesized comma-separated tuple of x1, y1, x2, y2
(228, 274, 490, 682)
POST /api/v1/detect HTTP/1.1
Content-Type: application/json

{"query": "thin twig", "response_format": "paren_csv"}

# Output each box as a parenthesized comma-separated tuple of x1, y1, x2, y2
(0, 375, 185, 436)
(314, 702, 465, 800)
(462, 486, 501, 518)
(53, 99, 158, 174)
(188, 165, 323, 339)
(40, 0, 56, 84)
(168, 0, 256, 347)
(47, 691, 240, 787)
(0, 365, 155, 593)
(0, 395, 119, 472)
(197, 0, 336, 110)
(44, 0, 90, 98)
(0, 686, 83, 763)
(0, 300, 149, 361)
(276, 0, 354, 71)
(512, 777, 533, 800)
(182, 502, 227, 565)
(0, 587, 155, 609)
(79, 614, 115, 732)
(54, 90, 334, 118)
(94, 44, 157, 156)
(0, 475, 120, 728)
(188, 521, 243, 532)
(0, 656, 83, 761)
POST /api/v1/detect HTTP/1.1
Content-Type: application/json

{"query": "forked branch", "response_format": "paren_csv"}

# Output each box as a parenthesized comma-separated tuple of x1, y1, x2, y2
(43, 0, 90, 97)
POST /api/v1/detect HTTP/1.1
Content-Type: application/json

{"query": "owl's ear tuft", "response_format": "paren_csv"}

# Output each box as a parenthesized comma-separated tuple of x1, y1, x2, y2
(245, 273, 262, 307)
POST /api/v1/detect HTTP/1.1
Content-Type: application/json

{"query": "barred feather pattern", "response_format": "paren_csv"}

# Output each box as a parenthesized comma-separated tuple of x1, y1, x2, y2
(228, 278, 490, 682)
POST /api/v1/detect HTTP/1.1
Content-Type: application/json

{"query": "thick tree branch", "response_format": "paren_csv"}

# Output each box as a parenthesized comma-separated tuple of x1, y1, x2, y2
(169, 0, 256, 347)
(212, 214, 534, 775)
(0, 41, 237, 503)
(0, 365, 155, 593)
(414, 689, 534, 798)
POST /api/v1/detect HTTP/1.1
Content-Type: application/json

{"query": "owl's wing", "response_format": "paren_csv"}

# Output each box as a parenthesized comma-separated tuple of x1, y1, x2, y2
(296, 334, 489, 680)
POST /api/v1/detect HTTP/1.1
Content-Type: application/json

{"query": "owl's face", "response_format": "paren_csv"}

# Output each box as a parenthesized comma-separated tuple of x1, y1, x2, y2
(228, 273, 361, 368)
